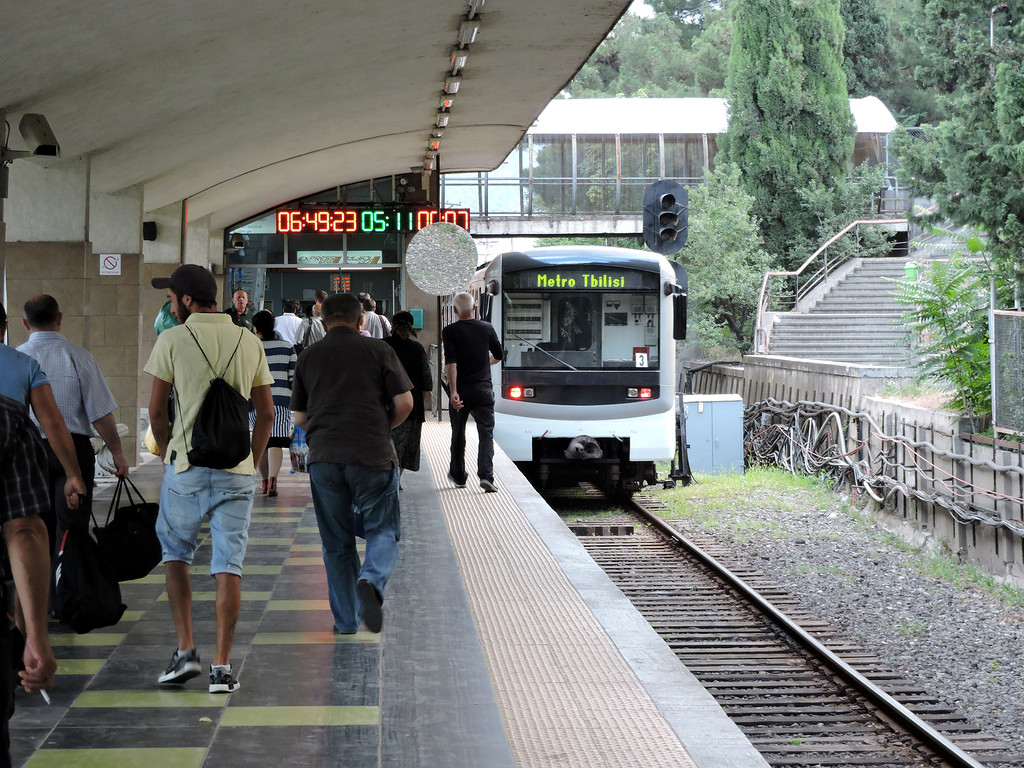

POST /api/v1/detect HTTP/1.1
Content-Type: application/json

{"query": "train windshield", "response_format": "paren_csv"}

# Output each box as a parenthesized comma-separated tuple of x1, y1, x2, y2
(502, 290, 660, 370)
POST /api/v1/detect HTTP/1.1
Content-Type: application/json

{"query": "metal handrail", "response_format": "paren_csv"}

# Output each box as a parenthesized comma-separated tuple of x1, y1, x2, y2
(752, 218, 908, 354)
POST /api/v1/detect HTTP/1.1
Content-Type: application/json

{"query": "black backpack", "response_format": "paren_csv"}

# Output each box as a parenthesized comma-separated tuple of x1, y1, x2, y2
(182, 327, 251, 469)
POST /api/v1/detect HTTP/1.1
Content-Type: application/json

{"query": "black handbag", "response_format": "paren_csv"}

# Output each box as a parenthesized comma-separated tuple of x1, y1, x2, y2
(53, 524, 126, 634)
(93, 477, 162, 582)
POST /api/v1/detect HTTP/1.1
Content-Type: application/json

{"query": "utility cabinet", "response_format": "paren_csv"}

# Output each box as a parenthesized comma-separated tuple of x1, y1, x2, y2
(681, 394, 744, 474)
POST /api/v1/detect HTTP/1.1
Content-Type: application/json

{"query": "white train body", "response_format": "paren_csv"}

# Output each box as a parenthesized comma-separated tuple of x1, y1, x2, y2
(468, 246, 686, 494)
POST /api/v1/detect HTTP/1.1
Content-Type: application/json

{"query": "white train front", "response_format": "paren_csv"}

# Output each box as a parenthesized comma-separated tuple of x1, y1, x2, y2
(467, 246, 686, 495)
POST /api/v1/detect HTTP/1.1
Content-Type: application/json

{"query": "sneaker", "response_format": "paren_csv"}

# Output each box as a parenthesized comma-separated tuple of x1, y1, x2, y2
(447, 472, 467, 489)
(157, 648, 201, 685)
(357, 579, 383, 633)
(209, 666, 240, 693)
(480, 478, 498, 493)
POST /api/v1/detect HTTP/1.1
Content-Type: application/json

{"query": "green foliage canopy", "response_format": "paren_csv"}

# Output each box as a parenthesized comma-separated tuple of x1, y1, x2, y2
(677, 164, 773, 350)
(897, 2, 1024, 293)
(721, 0, 856, 267)
(889, 244, 993, 423)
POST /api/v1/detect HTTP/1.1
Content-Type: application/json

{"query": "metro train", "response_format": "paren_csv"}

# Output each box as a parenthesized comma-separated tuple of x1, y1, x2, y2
(466, 245, 687, 496)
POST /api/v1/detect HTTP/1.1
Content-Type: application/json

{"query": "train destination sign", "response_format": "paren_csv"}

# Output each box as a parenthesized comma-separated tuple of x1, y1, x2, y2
(506, 268, 656, 291)
(276, 206, 470, 235)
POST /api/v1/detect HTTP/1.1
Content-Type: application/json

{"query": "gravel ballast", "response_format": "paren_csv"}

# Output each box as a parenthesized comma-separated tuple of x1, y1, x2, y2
(660, 480, 1024, 762)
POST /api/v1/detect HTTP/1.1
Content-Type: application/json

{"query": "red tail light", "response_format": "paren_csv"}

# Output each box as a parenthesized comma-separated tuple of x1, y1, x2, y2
(509, 386, 523, 399)
(639, 388, 653, 399)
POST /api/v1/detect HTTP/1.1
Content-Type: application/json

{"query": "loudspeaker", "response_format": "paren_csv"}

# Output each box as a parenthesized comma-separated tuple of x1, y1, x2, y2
(142, 221, 157, 241)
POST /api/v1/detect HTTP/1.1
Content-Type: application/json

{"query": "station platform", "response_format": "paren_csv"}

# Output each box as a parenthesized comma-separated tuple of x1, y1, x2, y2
(10, 420, 768, 768)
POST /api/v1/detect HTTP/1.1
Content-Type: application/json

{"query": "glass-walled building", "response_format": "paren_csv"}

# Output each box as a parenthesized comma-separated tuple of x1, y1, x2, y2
(441, 96, 899, 218)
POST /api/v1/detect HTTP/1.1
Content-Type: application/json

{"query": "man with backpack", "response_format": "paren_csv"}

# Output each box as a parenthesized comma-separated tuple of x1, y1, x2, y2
(145, 264, 274, 694)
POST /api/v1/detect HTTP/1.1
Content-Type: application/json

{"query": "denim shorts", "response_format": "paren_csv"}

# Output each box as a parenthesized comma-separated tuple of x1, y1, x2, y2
(157, 465, 255, 576)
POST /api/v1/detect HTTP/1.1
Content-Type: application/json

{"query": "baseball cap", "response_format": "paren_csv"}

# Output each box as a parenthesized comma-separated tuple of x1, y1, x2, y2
(151, 264, 218, 304)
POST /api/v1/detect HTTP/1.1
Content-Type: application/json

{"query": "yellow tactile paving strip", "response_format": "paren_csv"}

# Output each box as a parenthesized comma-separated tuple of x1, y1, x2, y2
(422, 420, 697, 768)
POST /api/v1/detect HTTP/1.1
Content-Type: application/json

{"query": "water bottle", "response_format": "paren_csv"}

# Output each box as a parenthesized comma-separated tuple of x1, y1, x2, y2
(290, 426, 310, 474)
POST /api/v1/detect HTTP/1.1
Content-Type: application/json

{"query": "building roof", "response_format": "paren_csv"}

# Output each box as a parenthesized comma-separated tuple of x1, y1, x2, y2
(529, 96, 897, 135)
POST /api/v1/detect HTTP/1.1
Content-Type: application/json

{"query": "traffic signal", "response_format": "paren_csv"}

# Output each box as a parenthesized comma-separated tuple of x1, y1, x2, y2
(642, 179, 688, 255)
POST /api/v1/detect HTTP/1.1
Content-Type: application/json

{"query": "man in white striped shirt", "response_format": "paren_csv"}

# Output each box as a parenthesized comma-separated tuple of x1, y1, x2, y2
(18, 294, 129, 560)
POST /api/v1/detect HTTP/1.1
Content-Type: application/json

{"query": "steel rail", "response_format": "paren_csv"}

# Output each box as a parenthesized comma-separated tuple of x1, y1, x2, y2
(627, 496, 988, 768)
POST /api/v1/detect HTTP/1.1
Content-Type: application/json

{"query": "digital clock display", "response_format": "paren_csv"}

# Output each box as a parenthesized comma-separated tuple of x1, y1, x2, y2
(276, 206, 470, 235)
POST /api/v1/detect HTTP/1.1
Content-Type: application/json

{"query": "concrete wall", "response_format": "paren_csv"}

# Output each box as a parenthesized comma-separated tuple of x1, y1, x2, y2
(686, 354, 911, 409)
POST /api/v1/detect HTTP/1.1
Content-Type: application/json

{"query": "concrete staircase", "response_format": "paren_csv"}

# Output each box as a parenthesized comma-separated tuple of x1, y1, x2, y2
(767, 258, 915, 366)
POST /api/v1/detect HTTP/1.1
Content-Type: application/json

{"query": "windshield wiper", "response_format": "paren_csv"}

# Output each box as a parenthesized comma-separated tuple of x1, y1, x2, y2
(507, 332, 578, 371)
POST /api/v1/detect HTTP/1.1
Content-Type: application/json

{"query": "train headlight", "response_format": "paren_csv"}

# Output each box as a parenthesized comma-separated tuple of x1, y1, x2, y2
(626, 387, 653, 399)
(627, 388, 639, 398)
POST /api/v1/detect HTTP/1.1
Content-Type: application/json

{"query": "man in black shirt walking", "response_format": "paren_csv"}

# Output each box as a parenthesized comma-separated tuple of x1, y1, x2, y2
(442, 291, 503, 492)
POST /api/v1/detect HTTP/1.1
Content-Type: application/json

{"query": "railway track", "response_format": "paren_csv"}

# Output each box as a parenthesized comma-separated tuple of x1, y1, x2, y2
(551, 490, 1021, 768)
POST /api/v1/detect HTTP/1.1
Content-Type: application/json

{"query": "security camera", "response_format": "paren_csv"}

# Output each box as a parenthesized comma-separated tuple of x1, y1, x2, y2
(230, 233, 245, 249)
(18, 114, 60, 157)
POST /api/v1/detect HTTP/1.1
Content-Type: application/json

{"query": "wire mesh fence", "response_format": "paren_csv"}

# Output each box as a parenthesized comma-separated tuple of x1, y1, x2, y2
(993, 310, 1024, 437)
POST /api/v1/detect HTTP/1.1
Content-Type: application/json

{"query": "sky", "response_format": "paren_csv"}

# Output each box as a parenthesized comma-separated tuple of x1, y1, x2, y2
(629, 1, 655, 18)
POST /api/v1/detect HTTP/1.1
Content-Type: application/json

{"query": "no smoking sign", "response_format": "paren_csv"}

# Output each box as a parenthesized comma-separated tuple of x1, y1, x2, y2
(99, 253, 121, 276)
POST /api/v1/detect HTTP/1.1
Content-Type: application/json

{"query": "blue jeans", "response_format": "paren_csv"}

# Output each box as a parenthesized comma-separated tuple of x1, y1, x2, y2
(449, 403, 495, 484)
(308, 462, 400, 633)
(157, 465, 255, 576)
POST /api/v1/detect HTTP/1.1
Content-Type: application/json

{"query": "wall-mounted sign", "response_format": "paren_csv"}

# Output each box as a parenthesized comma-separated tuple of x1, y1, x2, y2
(99, 253, 122, 276)
(296, 251, 381, 266)
(276, 206, 470, 235)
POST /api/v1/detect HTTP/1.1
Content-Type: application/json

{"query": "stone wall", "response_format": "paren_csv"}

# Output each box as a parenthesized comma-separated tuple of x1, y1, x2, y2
(4, 241, 143, 465)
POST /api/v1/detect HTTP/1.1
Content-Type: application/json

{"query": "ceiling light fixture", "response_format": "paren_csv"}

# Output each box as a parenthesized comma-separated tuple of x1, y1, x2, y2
(427, 138, 441, 151)
(440, 93, 455, 110)
(423, 157, 436, 171)
(435, 111, 450, 128)
(457, 17, 480, 46)
(444, 75, 462, 94)
(449, 46, 470, 73)
(432, 127, 446, 139)
(467, 0, 485, 18)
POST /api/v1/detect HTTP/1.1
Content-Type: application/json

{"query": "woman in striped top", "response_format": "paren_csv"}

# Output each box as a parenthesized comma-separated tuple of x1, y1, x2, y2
(251, 310, 297, 497)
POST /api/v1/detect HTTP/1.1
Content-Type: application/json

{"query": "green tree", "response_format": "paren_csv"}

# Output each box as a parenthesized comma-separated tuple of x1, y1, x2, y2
(569, 14, 692, 98)
(677, 164, 773, 351)
(841, 0, 893, 99)
(889, 239, 993, 425)
(873, 0, 945, 123)
(721, 0, 856, 268)
(897, 2, 1024, 295)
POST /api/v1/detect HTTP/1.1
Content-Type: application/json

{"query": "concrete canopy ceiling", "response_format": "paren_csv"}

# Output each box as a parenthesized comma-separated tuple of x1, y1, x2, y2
(1, 1, 630, 230)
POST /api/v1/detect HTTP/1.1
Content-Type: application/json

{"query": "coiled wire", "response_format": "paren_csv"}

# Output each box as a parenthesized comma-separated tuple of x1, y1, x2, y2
(745, 398, 1024, 538)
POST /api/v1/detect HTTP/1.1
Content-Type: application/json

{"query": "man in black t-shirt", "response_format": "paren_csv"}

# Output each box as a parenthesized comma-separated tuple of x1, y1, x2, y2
(291, 293, 412, 634)
(442, 291, 503, 492)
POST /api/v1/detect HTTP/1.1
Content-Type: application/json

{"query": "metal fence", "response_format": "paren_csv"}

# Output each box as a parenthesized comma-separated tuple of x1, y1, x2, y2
(993, 310, 1024, 437)
(744, 398, 1024, 579)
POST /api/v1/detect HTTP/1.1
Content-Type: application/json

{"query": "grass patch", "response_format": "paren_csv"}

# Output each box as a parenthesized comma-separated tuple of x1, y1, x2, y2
(899, 619, 927, 636)
(658, 465, 845, 536)
(918, 552, 1024, 606)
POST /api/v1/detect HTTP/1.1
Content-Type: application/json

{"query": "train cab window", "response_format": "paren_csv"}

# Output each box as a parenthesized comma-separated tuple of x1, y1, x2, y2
(553, 297, 593, 351)
(503, 291, 658, 370)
